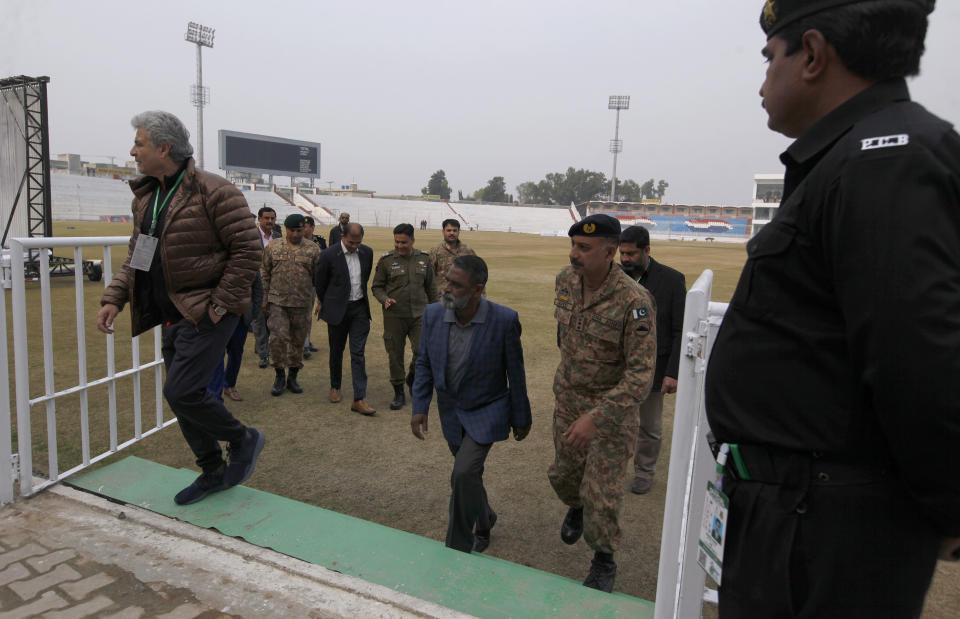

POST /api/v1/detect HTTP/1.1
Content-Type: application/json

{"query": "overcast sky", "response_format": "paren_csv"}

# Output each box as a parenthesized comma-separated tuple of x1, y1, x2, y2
(4, 1, 959, 205)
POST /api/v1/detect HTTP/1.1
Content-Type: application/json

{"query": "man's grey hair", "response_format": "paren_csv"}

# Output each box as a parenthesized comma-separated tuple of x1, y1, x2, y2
(130, 111, 194, 163)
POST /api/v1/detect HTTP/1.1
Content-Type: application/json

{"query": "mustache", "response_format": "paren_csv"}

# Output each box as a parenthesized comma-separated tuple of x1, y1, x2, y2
(569, 258, 583, 268)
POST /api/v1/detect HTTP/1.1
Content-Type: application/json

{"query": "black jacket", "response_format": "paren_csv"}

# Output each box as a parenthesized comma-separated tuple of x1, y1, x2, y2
(314, 243, 373, 325)
(633, 257, 686, 391)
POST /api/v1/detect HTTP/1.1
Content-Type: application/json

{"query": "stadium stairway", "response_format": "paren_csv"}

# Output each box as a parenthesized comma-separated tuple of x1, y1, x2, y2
(68, 456, 654, 618)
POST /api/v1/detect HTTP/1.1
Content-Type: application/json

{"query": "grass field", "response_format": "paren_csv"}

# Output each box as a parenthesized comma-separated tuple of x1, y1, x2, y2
(7, 221, 958, 615)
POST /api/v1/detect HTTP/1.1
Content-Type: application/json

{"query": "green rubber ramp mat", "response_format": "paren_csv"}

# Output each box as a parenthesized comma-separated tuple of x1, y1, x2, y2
(68, 456, 654, 618)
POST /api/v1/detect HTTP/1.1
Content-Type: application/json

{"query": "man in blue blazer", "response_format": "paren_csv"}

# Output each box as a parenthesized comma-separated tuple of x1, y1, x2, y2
(411, 255, 532, 553)
(314, 222, 376, 415)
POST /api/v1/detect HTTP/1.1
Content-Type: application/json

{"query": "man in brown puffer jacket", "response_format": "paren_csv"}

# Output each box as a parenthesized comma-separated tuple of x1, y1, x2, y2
(96, 110, 266, 506)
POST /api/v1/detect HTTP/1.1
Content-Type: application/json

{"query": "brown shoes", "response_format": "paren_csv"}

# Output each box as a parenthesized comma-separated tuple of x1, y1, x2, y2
(350, 399, 376, 416)
(223, 387, 243, 401)
(329, 388, 342, 403)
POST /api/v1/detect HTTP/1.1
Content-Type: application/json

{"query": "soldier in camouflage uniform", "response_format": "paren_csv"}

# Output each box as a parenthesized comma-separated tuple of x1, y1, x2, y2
(372, 223, 438, 410)
(548, 214, 656, 593)
(428, 218, 476, 301)
(261, 214, 320, 396)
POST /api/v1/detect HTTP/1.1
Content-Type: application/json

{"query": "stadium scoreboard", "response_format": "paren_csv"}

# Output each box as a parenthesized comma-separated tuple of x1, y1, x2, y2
(218, 130, 321, 178)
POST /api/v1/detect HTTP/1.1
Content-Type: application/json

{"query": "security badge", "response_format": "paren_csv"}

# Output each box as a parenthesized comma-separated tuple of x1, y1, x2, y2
(130, 234, 158, 271)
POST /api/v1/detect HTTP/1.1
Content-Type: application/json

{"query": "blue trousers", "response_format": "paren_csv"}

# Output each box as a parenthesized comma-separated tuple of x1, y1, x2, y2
(207, 319, 250, 402)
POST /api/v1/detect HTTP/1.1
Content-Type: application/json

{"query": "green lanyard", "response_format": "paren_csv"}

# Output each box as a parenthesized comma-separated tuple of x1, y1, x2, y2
(148, 170, 185, 236)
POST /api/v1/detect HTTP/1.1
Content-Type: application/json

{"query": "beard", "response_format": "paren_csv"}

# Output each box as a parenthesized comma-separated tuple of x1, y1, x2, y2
(441, 291, 470, 310)
(620, 260, 640, 275)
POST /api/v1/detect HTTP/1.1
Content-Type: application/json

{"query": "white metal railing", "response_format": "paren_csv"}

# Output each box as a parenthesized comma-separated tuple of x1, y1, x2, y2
(2, 236, 171, 503)
(655, 270, 728, 619)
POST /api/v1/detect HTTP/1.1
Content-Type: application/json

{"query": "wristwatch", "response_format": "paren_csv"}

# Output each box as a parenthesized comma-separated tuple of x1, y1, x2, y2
(211, 303, 227, 317)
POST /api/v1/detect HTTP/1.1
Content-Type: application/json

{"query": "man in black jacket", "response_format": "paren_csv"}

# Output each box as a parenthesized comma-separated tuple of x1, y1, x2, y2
(315, 222, 376, 415)
(328, 212, 350, 247)
(706, 1, 959, 616)
(619, 225, 685, 495)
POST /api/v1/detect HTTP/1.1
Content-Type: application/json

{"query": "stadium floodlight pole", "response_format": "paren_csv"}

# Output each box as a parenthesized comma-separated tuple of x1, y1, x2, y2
(608, 95, 630, 202)
(185, 21, 214, 169)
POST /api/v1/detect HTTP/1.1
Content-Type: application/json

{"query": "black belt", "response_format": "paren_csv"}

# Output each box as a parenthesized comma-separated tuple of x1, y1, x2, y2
(348, 298, 365, 304)
(729, 444, 891, 486)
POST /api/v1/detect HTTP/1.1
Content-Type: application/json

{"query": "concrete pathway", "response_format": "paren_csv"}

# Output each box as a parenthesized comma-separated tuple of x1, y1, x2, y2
(0, 483, 470, 618)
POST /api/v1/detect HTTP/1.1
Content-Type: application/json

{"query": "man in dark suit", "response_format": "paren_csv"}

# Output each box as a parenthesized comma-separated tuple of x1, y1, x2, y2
(314, 222, 376, 415)
(619, 225, 686, 495)
(327, 211, 350, 248)
(411, 255, 532, 553)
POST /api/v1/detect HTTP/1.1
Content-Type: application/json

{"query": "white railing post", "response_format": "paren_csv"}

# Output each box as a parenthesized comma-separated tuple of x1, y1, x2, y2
(10, 239, 34, 497)
(655, 270, 729, 619)
(74, 247, 91, 466)
(0, 253, 13, 503)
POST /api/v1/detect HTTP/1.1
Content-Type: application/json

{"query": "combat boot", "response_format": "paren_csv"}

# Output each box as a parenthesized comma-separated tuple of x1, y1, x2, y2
(271, 368, 285, 396)
(390, 384, 406, 410)
(560, 506, 583, 544)
(583, 551, 617, 593)
(286, 367, 303, 393)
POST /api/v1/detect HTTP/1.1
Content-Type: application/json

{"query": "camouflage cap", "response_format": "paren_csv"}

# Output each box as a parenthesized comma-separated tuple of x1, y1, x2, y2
(284, 213, 305, 229)
(760, 0, 934, 37)
(569, 214, 622, 239)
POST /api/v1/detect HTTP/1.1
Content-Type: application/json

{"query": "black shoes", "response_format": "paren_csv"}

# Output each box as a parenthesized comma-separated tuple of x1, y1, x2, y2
(174, 464, 227, 505)
(561, 506, 584, 545)
(473, 511, 498, 553)
(307, 343, 319, 352)
(258, 356, 269, 368)
(286, 367, 303, 393)
(225, 427, 266, 487)
(271, 368, 285, 396)
(390, 384, 406, 410)
(303, 349, 312, 360)
(583, 551, 617, 592)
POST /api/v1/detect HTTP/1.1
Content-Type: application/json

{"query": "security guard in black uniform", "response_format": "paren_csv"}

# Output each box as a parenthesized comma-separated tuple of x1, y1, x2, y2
(706, 1, 960, 617)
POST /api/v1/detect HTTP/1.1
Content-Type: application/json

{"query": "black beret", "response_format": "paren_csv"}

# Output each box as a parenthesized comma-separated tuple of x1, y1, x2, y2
(760, 0, 934, 37)
(568, 214, 622, 239)
(284, 213, 305, 229)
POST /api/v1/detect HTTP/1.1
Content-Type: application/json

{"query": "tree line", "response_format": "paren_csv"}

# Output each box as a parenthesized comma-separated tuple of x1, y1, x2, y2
(422, 168, 668, 205)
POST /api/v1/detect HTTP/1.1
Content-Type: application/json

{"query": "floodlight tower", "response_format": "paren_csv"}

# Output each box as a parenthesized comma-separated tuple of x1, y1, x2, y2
(608, 95, 630, 202)
(185, 21, 215, 169)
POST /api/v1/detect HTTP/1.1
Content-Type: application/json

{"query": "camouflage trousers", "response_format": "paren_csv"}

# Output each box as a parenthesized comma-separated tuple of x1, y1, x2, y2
(383, 313, 421, 386)
(547, 401, 639, 554)
(267, 304, 310, 369)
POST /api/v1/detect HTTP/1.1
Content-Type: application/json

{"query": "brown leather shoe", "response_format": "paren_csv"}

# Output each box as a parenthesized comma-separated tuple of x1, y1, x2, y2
(223, 387, 243, 402)
(350, 399, 376, 416)
(329, 388, 342, 403)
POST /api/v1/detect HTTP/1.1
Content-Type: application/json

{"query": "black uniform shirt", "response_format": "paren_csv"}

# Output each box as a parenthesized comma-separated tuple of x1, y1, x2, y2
(705, 79, 960, 535)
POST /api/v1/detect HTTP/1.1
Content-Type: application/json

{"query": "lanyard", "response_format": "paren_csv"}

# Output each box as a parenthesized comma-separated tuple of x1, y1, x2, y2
(148, 170, 185, 236)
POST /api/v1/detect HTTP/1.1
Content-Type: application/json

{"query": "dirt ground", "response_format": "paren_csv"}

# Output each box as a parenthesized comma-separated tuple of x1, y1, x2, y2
(17, 222, 960, 616)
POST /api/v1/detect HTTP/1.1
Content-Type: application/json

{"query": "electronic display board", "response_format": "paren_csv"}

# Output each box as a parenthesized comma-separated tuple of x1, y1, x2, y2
(218, 130, 321, 178)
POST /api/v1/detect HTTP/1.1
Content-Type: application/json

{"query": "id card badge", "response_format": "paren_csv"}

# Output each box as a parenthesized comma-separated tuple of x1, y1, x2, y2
(130, 234, 159, 271)
(698, 481, 729, 585)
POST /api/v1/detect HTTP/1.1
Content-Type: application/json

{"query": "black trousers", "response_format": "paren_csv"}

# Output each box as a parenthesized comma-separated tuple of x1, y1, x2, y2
(327, 300, 370, 400)
(445, 431, 495, 553)
(162, 314, 247, 473)
(719, 471, 940, 618)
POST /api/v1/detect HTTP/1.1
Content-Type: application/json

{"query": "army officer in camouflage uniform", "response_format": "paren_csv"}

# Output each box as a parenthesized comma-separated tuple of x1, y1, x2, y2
(261, 214, 320, 397)
(371, 223, 438, 410)
(548, 214, 656, 593)
(429, 218, 476, 301)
